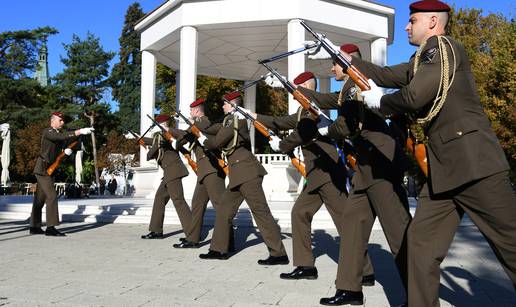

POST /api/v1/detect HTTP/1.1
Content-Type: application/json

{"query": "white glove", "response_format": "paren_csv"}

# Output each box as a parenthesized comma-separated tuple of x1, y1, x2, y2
(360, 79, 383, 109)
(269, 135, 281, 152)
(238, 107, 253, 117)
(79, 127, 95, 135)
(64, 148, 73, 156)
(318, 126, 329, 136)
(170, 138, 177, 149)
(263, 74, 284, 88)
(306, 37, 339, 60)
(197, 133, 207, 145)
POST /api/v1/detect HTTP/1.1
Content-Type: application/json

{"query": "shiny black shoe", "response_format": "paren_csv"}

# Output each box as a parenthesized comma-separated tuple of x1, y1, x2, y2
(179, 237, 186, 242)
(141, 232, 163, 239)
(45, 227, 66, 237)
(320, 289, 364, 306)
(173, 240, 200, 248)
(29, 227, 45, 235)
(258, 255, 290, 265)
(361, 274, 375, 286)
(280, 266, 318, 280)
(199, 250, 229, 260)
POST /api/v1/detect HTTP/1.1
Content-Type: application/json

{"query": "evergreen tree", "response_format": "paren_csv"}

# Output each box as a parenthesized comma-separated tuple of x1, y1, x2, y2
(53, 32, 115, 189)
(110, 3, 145, 132)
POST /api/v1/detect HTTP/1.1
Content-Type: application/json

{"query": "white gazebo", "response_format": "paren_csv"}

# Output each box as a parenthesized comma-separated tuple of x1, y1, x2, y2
(132, 0, 394, 198)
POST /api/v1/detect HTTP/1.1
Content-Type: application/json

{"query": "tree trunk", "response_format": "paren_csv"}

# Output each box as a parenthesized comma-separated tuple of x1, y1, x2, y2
(84, 110, 101, 196)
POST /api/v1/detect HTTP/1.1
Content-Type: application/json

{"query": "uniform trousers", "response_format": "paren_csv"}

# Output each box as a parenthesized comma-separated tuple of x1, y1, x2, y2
(149, 178, 192, 234)
(187, 173, 225, 243)
(210, 176, 287, 257)
(336, 178, 411, 292)
(31, 174, 60, 227)
(408, 170, 516, 307)
(291, 181, 374, 276)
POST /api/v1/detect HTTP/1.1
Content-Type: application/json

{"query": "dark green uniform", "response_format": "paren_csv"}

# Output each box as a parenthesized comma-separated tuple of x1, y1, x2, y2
(205, 114, 287, 257)
(353, 35, 516, 306)
(176, 116, 226, 243)
(257, 110, 373, 276)
(298, 85, 412, 293)
(31, 128, 77, 227)
(146, 131, 192, 235)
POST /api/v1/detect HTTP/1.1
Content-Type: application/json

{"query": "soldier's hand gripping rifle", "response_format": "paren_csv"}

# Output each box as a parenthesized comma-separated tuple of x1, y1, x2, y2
(300, 20, 370, 91)
(127, 130, 148, 150)
(225, 99, 307, 178)
(146, 114, 199, 175)
(47, 140, 79, 176)
(174, 111, 229, 176)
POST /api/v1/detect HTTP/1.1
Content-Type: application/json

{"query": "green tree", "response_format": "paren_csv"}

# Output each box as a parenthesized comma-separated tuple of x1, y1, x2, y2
(0, 27, 58, 127)
(448, 8, 515, 181)
(110, 3, 145, 132)
(53, 32, 116, 192)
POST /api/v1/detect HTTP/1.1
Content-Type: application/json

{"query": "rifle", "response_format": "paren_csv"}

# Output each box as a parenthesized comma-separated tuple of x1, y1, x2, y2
(173, 111, 229, 176)
(258, 60, 331, 124)
(127, 130, 148, 150)
(258, 60, 357, 170)
(300, 20, 370, 91)
(146, 114, 199, 175)
(259, 42, 319, 64)
(47, 141, 79, 176)
(225, 99, 307, 178)
(406, 134, 428, 177)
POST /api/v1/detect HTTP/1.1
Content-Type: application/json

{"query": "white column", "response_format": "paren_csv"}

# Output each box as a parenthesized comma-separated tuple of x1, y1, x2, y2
(175, 71, 180, 128)
(179, 26, 198, 129)
(319, 77, 331, 93)
(370, 37, 387, 66)
(244, 81, 257, 153)
(140, 50, 156, 167)
(288, 19, 305, 114)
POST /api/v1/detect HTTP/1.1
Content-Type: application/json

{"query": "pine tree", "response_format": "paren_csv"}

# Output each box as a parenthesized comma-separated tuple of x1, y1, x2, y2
(110, 3, 145, 132)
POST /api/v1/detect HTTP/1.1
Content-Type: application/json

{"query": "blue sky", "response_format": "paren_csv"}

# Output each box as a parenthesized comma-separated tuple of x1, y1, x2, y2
(0, 0, 513, 109)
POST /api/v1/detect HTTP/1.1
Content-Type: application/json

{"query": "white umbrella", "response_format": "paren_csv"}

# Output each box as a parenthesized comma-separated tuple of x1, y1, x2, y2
(0, 123, 10, 186)
(75, 150, 83, 184)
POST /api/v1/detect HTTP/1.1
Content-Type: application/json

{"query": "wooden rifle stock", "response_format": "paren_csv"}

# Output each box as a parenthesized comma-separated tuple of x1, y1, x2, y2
(46, 141, 78, 176)
(292, 91, 319, 120)
(128, 131, 147, 149)
(162, 130, 199, 175)
(346, 154, 357, 170)
(252, 118, 307, 178)
(345, 66, 370, 91)
(406, 136, 428, 177)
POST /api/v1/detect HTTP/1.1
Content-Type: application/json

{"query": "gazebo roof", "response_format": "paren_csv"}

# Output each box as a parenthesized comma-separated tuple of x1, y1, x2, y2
(135, 0, 394, 81)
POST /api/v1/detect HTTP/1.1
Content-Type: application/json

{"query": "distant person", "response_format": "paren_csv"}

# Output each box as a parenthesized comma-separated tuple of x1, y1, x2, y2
(99, 176, 106, 195)
(107, 174, 117, 195)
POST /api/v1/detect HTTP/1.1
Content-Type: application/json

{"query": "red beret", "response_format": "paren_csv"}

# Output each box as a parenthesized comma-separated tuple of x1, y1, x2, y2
(409, 0, 451, 14)
(340, 44, 360, 54)
(293, 71, 315, 85)
(190, 98, 205, 108)
(155, 114, 170, 123)
(51, 111, 64, 119)
(223, 91, 241, 102)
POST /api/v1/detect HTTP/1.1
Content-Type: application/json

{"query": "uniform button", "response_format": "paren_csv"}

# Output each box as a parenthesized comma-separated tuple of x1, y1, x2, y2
(457, 131, 463, 136)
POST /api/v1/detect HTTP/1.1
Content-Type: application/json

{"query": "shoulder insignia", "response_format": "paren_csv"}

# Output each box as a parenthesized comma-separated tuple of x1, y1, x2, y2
(421, 47, 438, 63)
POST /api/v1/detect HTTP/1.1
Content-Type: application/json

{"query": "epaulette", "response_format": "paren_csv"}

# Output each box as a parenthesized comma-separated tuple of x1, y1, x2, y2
(421, 47, 438, 63)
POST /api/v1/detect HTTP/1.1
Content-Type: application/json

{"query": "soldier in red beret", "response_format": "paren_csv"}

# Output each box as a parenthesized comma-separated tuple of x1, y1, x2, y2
(170, 98, 227, 248)
(295, 43, 412, 304)
(337, 0, 516, 305)
(198, 92, 288, 264)
(29, 112, 94, 236)
(141, 114, 194, 241)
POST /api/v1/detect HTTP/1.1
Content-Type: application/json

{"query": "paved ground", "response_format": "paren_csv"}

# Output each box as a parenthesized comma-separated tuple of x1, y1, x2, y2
(0, 220, 515, 306)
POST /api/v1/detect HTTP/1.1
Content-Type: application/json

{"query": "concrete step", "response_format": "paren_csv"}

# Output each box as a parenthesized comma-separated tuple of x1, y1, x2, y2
(0, 196, 473, 230)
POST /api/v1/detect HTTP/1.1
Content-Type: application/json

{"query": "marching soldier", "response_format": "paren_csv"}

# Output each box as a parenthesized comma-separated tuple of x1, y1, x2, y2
(300, 45, 412, 305)
(252, 71, 375, 282)
(29, 111, 94, 236)
(350, 1, 516, 305)
(141, 114, 193, 242)
(198, 92, 288, 264)
(172, 98, 226, 248)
